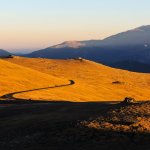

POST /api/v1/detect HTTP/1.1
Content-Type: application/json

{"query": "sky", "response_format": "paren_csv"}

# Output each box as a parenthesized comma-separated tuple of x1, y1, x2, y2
(0, 0, 150, 52)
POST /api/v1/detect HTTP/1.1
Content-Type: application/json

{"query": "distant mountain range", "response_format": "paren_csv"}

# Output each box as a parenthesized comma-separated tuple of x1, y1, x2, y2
(51, 25, 150, 48)
(25, 25, 150, 73)
(0, 49, 11, 58)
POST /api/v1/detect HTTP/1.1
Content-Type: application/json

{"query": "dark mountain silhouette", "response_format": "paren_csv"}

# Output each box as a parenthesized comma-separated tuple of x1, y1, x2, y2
(102, 25, 150, 46)
(0, 49, 11, 58)
(25, 25, 150, 73)
(110, 61, 150, 73)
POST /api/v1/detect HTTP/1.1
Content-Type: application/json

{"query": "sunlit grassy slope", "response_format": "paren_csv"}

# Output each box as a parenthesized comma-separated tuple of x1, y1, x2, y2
(0, 59, 71, 101)
(5, 56, 150, 101)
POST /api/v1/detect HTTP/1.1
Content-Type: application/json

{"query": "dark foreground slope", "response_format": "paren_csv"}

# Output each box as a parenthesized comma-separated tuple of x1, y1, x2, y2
(0, 101, 150, 150)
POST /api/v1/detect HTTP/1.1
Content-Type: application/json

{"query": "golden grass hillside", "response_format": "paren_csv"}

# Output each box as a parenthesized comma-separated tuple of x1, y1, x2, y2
(0, 59, 72, 101)
(5, 56, 150, 101)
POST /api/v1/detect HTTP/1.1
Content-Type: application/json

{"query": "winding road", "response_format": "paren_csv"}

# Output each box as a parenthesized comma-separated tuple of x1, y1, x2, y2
(0, 80, 75, 101)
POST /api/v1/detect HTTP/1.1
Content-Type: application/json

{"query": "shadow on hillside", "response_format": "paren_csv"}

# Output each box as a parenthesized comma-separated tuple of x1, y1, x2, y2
(0, 80, 75, 104)
(0, 100, 149, 150)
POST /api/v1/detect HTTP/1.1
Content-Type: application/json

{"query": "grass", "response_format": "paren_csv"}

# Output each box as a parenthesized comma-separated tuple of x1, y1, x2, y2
(0, 59, 70, 101)
(4, 56, 150, 101)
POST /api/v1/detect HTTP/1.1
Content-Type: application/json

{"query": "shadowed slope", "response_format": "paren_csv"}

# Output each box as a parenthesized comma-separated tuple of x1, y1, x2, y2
(1, 101, 150, 150)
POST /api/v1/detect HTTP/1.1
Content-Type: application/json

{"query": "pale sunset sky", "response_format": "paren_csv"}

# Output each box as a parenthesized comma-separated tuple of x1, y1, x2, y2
(0, 0, 150, 52)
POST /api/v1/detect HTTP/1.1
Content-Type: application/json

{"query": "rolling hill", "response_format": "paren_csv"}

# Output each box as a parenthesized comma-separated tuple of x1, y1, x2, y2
(0, 59, 72, 101)
(5, 56, 150, 101)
